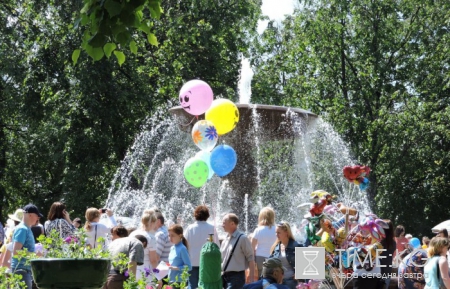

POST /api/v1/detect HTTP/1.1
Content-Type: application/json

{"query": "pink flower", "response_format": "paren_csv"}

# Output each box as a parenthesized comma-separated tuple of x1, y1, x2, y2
(64, 236, 79, 244)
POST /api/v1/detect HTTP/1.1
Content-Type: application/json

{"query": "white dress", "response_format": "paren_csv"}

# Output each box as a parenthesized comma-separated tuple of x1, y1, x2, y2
(129, 229, 157, 281)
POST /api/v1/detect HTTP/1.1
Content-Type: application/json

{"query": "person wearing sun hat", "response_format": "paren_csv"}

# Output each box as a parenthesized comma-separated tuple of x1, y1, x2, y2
(11, 204, 43, 289)
(8, 208, 25, 224)
(244, 257, 289, 289)
(0, 209, 25, 257)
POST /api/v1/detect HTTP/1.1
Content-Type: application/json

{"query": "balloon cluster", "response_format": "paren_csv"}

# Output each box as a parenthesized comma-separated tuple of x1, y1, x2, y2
(178, 80, 240, 188)
(298, 192, 389, 289)
(342, 165, 370, 191)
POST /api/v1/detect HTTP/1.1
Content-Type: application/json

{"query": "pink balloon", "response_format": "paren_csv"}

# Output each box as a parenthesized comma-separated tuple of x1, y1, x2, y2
(324, 205, 337, 215)
(179, 80, 214, 116)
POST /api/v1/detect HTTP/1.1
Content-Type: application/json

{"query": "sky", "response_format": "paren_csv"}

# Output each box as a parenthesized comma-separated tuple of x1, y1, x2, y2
(239, 0, 296, 103)
(257, 0, 296, 34)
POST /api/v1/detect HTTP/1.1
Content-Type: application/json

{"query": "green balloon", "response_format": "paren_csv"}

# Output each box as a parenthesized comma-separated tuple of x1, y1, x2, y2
(184, 157, 209, 188)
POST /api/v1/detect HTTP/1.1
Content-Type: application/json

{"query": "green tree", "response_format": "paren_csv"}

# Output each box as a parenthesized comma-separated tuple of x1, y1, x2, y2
(0, 0, 261, 220)
(250, 0, 450, 235)
(1, 0, 157, 216)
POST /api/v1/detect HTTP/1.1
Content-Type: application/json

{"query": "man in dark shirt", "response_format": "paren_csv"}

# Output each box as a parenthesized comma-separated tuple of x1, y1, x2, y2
(244, 258, 289, 289)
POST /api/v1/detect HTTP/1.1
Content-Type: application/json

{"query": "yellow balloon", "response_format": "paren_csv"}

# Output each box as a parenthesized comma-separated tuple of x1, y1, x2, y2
(321, 231, 335, 253)
(205, 99, 239, 135)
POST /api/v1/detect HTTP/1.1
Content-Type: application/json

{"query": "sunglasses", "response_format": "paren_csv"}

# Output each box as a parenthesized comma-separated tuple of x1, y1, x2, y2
(277, 222, 290, 228)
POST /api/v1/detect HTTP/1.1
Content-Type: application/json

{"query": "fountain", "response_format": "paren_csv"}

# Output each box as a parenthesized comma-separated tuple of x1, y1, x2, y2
(103, 0, 370, 236)
(168, 104, 318, 226)
(105, 102, 370, 238)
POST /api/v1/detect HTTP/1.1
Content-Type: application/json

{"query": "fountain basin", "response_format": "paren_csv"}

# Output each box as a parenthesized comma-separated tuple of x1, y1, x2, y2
(169, 104, 317, 135)
(169, 104, 318, 230)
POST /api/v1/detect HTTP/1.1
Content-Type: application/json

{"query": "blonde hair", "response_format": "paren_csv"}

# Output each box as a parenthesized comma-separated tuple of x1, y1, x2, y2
(84, 208, 100, 231)
(141, 210, 156, 229)
(428, 237, 450, 257)
(258, 207, 275, 228)
(143, 208, 156, 215)
(270, 221, 295, 254)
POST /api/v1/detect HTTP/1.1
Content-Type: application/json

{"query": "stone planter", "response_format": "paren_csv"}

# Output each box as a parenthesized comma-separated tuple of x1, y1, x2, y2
(31, 258, 111, 289)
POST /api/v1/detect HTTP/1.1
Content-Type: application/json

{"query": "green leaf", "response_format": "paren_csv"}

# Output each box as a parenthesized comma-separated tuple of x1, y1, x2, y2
(103, 43, 117, 58)
(114, 51, 126, 66)
(104, 0, 122, 18)
(92, 47, 105, 61)
(148, 1, 163, 19)
(139, 22, 150, 34)
(147, 33, 159, 46)
(120, 12, 136, 26)
(116, 31, 131, 46)
(85, 45, 104, 61)
(81, 15, 89, 25)
(80, 2, 91, 14)
(88, 33, 107, 48)
(72, 49, 81, 65)
(133, 11, 144, 28)
(111, 24, 126, 37)
(129, 41, 137, 55)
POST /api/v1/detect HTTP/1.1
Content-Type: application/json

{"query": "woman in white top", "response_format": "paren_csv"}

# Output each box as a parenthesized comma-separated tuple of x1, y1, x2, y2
(84, 208, 117, 249)
(252, 207, 277, 275)
(129, 209, 158, 281)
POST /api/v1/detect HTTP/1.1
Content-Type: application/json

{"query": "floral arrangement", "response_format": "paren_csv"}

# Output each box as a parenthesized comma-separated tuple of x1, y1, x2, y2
(123, 265, 190, 289)
(33, 229, 110, 259)
(15, 229, 190, 289)
(123, 267, 160, 289)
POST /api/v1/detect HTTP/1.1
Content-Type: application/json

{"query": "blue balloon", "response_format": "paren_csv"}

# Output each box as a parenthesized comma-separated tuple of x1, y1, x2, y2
(359, 178, 370, 190)
(210, 144, 237, 177)
(409, 237, 421, 249)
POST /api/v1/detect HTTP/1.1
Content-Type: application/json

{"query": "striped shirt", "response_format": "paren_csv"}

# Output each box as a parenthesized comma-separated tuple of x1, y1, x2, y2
(155, 225, 171, 262)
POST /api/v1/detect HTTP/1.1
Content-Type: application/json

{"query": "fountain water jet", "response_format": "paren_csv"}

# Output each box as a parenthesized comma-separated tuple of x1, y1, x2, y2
(105, 103, 370, 237)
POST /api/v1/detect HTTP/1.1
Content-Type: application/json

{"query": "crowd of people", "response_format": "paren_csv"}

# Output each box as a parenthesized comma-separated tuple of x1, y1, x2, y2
(0, 202, 449, 289)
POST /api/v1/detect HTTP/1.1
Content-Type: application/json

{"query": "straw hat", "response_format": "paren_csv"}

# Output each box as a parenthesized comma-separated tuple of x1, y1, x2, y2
(8, 209, 24, 222)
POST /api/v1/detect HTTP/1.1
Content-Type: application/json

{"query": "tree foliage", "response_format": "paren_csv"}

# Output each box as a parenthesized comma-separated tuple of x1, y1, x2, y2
(250, 0, 450, 236)
(6, 0, 449, 237)
(75, 0, 162, 64)
(0, 0, 260, 221)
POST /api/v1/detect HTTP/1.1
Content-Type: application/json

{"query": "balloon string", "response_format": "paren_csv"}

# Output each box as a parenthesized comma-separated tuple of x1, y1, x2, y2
(177, 116, 197, 127)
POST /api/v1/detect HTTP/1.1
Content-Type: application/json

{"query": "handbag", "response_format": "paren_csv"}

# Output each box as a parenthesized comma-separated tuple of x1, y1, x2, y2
(436, 257, 445, 289)
(93, 225, 98, 248)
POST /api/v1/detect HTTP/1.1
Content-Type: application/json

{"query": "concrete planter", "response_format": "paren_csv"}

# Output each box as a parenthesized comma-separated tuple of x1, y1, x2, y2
(31, 258, 111, 289)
